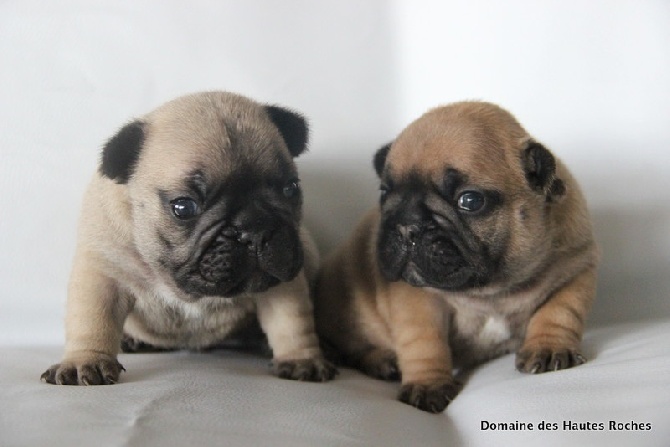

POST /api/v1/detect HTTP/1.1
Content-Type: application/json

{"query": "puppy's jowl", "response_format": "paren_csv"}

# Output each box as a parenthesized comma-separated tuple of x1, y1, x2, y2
(42, 91, 336, 385)
(315, 102, 598, 413)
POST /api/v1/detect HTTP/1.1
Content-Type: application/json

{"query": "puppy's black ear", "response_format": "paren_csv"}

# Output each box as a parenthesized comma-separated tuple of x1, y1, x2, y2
(100, 121, 145, 184)
(266, 106, 309, 158)
(373, 142, 392, 178)
(522, 141, 566, 202)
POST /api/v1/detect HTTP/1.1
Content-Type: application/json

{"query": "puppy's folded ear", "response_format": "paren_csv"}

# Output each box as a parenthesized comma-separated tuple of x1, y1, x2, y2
(265, 106, 309, 158)
(99, 121, 145, 184)
(522, 140, 566, 202)
(373, 142, 392, 178)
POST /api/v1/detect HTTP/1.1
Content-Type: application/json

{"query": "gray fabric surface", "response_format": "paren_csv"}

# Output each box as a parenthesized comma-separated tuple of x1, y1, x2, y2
(2, 319, 669, 447)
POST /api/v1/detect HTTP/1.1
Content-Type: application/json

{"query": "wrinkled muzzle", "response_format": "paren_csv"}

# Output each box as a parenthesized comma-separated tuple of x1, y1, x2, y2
(190, 222, 303, 297)
(377, 219, 484, 291)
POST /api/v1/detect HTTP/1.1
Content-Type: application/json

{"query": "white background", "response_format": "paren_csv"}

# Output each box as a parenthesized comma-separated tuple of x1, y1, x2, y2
(1, 0, 668, 345)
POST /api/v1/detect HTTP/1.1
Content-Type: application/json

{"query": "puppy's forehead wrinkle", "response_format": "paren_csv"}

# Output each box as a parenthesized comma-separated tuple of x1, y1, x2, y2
(222, 118, 296, 178)
(390, 167, 469, 201)
(185, 170, 208, 199)
(169, 134, 294, 197)
(395, 169, 426, 189)
(442, 168, 467, 197)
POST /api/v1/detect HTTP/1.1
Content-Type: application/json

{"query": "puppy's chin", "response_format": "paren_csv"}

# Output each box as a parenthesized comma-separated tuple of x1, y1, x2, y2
(383, 261, 478, 291)
(174, 268, 289, 300)
(210, 273, 283, 298)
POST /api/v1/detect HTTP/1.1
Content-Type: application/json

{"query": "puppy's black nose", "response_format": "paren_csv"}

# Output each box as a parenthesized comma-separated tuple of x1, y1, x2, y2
(237, 230, 267, 251)
(397, 224, 421, 243)
(237, 230, 253, 245)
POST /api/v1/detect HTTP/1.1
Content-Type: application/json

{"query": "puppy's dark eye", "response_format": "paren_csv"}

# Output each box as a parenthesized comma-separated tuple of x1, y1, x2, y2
(457, 191, 485, 212)
(170, 197, 200, 219)
(380, 184, 391, 201)
(282, 180, 301, 198)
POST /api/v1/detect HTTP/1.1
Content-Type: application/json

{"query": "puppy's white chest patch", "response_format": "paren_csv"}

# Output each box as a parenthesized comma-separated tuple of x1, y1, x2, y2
(477, 315, 511, 345)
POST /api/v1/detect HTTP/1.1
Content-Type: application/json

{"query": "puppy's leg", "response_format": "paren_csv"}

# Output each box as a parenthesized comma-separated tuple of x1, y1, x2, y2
(353, 346, 400, 381)
(516, 267, 597, 373)
(387, 284, 460, 413)
(333, 322, 400, 381)
(41, 253, 132, 385)
(121, 333, 174, 353)
(317, 298, 399, 380)
(255, 273, 337, 382)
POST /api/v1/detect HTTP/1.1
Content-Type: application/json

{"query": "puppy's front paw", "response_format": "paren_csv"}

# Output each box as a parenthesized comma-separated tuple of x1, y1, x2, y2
(41, 354, 125, 385)
(398, 379, 461, 413)
(272, 358, 338, 382)
(515, 347, 586, 374)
